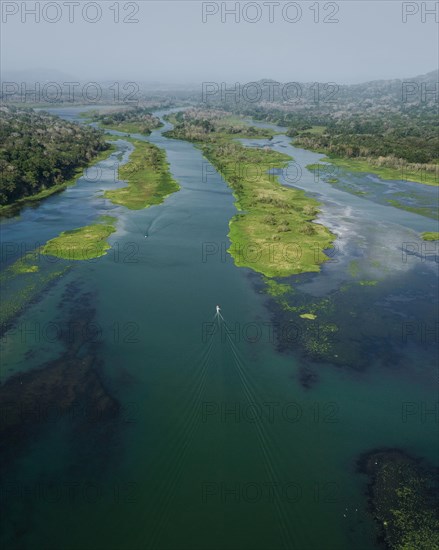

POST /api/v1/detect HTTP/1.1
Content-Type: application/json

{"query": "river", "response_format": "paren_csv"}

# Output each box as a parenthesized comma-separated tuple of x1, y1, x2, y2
(1, 107, 437, 550)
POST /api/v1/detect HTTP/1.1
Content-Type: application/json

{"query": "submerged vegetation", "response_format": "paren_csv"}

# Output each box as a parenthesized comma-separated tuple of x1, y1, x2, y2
(166, 109, 335, 277)
(0, 249, 71, 331)
(358, 449, 439, 550)
(104, 137, 179, 209)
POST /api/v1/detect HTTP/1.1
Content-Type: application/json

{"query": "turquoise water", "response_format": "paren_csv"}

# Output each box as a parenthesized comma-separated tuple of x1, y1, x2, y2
(0, 108, 437, 550)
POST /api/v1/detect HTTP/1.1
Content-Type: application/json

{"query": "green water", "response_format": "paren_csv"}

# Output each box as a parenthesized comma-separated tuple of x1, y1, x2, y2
(0, 108, 437, 550)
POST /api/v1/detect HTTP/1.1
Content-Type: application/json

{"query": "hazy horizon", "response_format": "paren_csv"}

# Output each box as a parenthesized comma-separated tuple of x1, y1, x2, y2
(2, 1, 438, 85)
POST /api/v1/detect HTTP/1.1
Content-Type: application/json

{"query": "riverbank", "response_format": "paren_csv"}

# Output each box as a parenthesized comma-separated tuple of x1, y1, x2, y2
(307, 156, 438, 187)
(0, 145, 116, 217)
(103, 137, 179, 210)
(87, 107, 163, 135)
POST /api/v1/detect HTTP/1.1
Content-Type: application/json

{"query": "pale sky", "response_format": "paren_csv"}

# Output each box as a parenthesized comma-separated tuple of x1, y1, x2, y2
(1, 1, 438, 84)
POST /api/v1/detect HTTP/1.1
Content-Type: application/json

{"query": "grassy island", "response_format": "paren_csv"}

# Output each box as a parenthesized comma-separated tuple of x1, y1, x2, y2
(42, 216, 117, 260)
(90, 107, 163, 135)
(166, 110, 335, 278)
(104, 138, 179, 210)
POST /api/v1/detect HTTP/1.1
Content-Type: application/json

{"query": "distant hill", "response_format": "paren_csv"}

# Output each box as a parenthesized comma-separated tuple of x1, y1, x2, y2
(201, 70, 439, 112)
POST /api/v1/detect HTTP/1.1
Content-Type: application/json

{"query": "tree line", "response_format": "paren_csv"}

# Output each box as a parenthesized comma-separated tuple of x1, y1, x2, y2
(0, 106, 110, 206)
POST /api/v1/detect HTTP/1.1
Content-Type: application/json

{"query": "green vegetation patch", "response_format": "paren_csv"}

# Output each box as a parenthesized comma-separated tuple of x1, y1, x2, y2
(264, 279, 293, 297)
(300, 313, 317, 320)
(92, 107, 163, 135)
(421, 231, 439, 241)
(166, 110, 335, 278)
(358, 449, 439, 550)
(387, 199, 439, 221)
(214, 145, 335, 278)
(42, 216, 117, 260)
(0, 249, 71, 329)
(104, 138, 179, 210)
(348, 260, 360, 278)
(321, 156, 438, 187)
(165, 110, 277, 142)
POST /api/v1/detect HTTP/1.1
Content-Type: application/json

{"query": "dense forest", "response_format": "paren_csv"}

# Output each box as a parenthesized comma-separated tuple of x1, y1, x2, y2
(213, 104, 438, 179)
(0, 106, 110, 206)
(90, 107, 162, 134)
(294, 109, 437, 161)
(166, 109, 271, 141)
(202, 71, 439, 178)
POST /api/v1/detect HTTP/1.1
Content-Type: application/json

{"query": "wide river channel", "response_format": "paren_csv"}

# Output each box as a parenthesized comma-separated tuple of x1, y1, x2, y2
(1, 106, 437, 550)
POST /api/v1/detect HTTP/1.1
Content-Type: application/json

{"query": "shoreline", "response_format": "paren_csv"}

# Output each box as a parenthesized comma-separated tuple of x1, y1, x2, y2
(305, 154, 438, 187)
(165, 113, 336, 278)
(0, 144, 116, 218)
(103, 136, 180, 210)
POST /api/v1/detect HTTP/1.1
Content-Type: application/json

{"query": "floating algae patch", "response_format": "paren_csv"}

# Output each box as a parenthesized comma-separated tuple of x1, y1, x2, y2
(264, 278, 293, 297)
(104, 138, 179, 210)
(263, 270, 434, 375)
(300, 313, 317, 320)
(8, 254, 39, 275)
(421, 231, 439, 241)
(41, 216, 117, 260)
(348, 260, 360, 278)
(357, 449, 439, 550)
